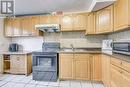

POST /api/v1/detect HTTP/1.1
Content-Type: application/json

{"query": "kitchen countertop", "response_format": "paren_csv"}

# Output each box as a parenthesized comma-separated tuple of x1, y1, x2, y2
(0, 51, 32, 55)
(103, 52, 130, 62)
(59, 48, 102, 54)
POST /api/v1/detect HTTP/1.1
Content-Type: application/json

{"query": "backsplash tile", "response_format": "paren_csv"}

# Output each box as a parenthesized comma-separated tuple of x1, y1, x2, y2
(108, 30, 130, 41)
(12, 31, 107, 51)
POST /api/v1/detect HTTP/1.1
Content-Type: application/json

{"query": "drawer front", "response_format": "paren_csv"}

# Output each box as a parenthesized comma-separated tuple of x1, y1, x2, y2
(122, 61, 130, 73)
(74, 54, 90, 61)
(111, 57, 122, 68)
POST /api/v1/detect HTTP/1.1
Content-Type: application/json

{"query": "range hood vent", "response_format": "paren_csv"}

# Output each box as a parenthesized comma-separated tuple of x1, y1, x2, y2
(35, 24, 60, 33)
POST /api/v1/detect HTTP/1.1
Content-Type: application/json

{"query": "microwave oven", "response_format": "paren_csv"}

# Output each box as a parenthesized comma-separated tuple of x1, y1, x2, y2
(113, 42, 130, 55)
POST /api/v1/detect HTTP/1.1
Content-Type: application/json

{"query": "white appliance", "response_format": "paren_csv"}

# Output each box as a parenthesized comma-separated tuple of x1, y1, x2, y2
(102, 39, 113, 54)
(35, 24, 60, 33)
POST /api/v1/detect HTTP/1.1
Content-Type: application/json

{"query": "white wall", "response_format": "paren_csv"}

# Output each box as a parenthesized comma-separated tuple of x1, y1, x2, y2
(0, 18, 11, 52)
(12, 37, 43, 51)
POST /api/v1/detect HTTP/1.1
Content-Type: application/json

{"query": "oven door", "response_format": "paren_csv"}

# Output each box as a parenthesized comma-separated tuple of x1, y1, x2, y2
(33, 54, 57, 72)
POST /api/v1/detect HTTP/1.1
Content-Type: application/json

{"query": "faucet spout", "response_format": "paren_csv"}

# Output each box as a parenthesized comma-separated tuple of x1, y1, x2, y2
(70, 44, 74, 51)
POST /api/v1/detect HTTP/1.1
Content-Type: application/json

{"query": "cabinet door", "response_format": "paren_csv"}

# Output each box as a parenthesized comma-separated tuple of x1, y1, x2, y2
(114, 0, 129, 31)
(74, 54, 90, 80)
(73, 13, 87, 31)
(86, 12, 96, 34)
(48, 15, 60, 24)
(61, 14, 73, 31)
(12, 18, 22, 36)
(39, 16, 49, 24)
(122, 70, 130, 87)
(96, 5, 113, 34)
(4, 18, 13, 36)
(111, 65, 123, 87)
(10, 55, 19, 73)
(102, 55, 110, 87)
(21, 17, 31, 36)
(59, 54, 73, 79)
(10, 55, 26, 74)
(30, 16, 40, 36)
(91, 54, 101, 81)
(18, 55, 26, 73)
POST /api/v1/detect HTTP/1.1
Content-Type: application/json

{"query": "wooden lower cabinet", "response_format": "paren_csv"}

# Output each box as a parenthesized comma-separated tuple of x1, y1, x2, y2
(110, 57, 130, 87)
(122, 69, 130, 87)
(59, 54, 73, 79)
(111, 65, 123, 87)
(10, 54, 32, 75)
(59, 53, 101, 81)
(91, 54, 102, 81)
(74, 54, 90, 80)
(102, 54, 111, 87)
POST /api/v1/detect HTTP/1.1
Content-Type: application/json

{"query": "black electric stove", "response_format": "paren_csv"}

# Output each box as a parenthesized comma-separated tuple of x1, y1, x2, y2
(32, 42, 60, 81)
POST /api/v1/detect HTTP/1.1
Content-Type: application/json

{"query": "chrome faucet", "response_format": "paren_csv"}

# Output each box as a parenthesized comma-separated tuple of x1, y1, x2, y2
(70, 44, 74, 51)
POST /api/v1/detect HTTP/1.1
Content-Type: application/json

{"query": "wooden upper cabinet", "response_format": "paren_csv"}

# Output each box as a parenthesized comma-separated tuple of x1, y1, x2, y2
(74, 54, 90, 80)
(86, 12, 96, 35)
(39, 16, 49, 24)
(48, 15, 60, 24)
(40, 15, 60, 24)
(12, 18, 22, 36)
(60, 14, 73, 31)
(59, 54, 73, 79)
(114, 0, 130, 31)
(21, 17, 31, 36)
(29, 16, 43, 36)
(91, 54, 101, 81)
(4, 18, 14, 36)
(96, 5, 114, 34)
(73, 13, 87, 31)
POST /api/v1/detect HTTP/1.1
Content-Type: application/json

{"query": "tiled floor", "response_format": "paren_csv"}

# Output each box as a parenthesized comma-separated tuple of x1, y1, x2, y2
(0, 74, 104, 87)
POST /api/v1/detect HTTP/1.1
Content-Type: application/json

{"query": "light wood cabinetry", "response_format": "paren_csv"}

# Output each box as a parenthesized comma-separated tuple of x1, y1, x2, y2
(102, 54, 111, 87)
(29, 16, 43, 36)
(96, 5, 114, 34)
(59, 53, 101, 81)
(60, 14, 74, 31)
(91, 54, 101, 81)
(60, 13, 87, 31)
(114, 0, 130, 31)
(5, 16, 43, 37)
(12, 18, 22, 36)
(40, 15, 60, 24)
(59, 54, 74, 79)
(74, 54, 90, 80)
(10, 54, 32, 75)
(21, 17, 31, 36)
(110, 57, 130, 87)
(111, 64, 123, 87)
(4, 18, 14, 36)
(86, 12, 96, 35)
(73, 13, 87, 31)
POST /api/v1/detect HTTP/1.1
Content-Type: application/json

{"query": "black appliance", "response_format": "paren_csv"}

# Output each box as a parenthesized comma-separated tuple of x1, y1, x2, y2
(32, 42, 60, 81)
(9, 43, 19, 52)
(113, 42, 130, 55)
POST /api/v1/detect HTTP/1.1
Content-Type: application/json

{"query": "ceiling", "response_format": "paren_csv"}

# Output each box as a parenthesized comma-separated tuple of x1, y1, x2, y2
(14, 0, 94, 15)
